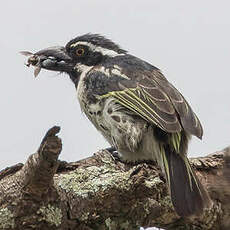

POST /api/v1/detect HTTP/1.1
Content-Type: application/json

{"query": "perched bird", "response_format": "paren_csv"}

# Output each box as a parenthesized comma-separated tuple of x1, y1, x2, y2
(22, 34, 210, 217)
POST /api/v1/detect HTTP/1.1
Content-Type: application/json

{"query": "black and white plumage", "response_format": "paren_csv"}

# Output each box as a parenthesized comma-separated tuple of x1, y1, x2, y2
(22, 33, 211, 217)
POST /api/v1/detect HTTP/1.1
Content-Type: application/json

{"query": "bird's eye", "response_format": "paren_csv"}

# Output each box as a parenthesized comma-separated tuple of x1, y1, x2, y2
(76, 48, 85, 56)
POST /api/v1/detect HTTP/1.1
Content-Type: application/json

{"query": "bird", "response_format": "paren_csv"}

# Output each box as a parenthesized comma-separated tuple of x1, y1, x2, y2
(22, 33, 211, 217)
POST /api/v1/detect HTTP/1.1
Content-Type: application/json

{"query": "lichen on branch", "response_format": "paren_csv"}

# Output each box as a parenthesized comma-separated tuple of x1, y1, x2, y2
(0, 126, 229, 230)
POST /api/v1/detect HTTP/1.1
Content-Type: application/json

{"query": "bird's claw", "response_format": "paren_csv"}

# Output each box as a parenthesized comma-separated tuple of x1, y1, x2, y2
(104, 147, 123, 162)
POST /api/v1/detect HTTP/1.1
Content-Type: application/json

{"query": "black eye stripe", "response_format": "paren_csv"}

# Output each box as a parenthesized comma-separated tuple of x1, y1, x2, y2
(65, 43, 102, 65)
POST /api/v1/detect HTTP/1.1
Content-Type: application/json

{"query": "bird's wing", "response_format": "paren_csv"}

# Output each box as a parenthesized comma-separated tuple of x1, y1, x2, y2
(153, 72, 203, 138)
(99, 68, 202, 138)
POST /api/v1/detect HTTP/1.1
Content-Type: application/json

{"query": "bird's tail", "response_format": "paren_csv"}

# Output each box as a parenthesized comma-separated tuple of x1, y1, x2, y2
(161, 147, 211, 217)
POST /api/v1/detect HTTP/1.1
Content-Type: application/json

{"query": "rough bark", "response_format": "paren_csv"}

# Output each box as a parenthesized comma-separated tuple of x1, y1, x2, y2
(0, 126, 229, 230)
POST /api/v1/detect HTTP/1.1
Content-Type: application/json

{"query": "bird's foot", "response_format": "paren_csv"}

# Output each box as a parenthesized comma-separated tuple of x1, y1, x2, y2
(105, 146, 116, 154)
(104, 147, 124, 163)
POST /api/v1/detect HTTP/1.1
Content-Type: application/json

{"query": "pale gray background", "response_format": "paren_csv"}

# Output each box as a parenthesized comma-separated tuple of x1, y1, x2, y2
(1, 0, 229, 182)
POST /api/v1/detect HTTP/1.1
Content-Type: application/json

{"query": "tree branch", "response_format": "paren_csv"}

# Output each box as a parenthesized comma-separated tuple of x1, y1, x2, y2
(21, 126, 62, 196)
(0, 127, 229, 230)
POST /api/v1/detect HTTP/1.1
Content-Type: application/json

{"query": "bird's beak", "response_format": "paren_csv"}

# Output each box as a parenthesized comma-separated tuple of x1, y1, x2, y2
(21, 46, 74, 77)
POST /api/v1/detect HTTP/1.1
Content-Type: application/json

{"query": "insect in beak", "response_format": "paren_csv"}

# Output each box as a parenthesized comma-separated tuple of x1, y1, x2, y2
(20, 51, 42, 77)
(20, 46, 73, 77)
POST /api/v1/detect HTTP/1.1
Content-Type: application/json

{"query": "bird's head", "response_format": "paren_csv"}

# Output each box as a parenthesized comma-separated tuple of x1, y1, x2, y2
(22, 34, 127, 82)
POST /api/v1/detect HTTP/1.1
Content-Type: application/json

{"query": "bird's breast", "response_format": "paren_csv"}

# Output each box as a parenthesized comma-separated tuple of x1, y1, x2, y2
(76, 69, 110, 140)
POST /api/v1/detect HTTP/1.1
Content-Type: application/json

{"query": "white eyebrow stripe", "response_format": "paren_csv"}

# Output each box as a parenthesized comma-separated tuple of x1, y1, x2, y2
(70, 41, 125, 57)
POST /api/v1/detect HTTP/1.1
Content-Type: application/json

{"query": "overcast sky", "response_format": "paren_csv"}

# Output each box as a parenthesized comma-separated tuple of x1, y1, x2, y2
(1, 0, 230, 173)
